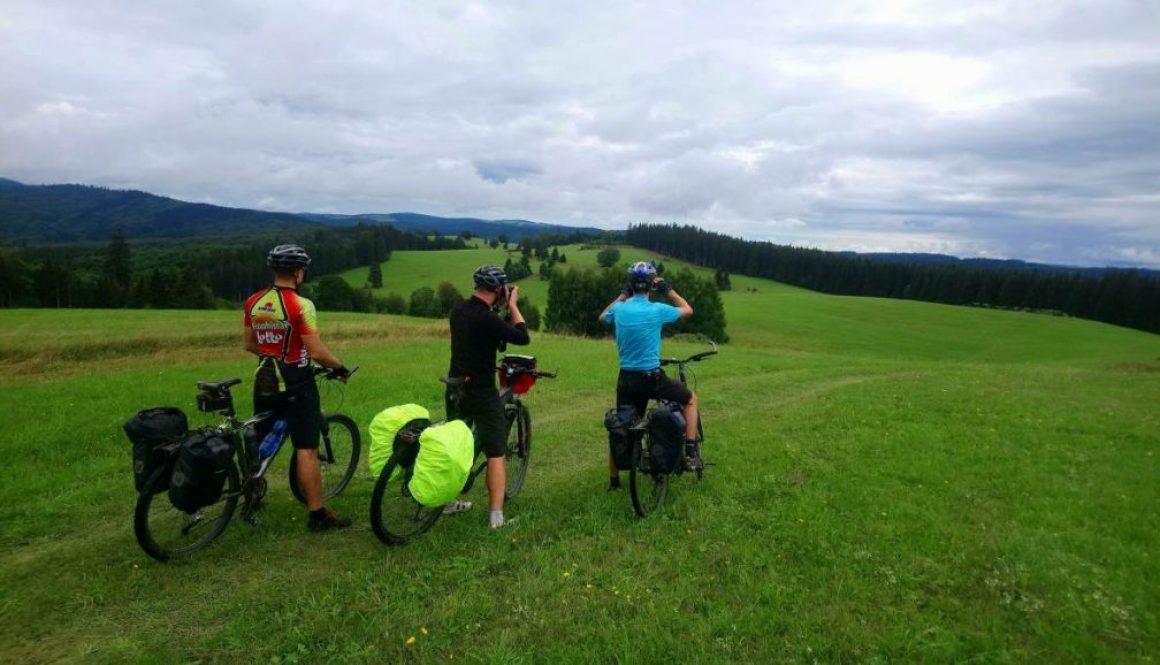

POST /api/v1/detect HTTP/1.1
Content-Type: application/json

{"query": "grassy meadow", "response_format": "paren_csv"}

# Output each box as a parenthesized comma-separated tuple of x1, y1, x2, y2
(1, 256, 1158, 663)
(336, 243, 705, 308)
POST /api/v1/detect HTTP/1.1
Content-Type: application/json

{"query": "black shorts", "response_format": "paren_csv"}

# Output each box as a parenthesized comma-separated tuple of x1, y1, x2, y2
(616, 368, 693, 416)
(253, 381, 321, 451)
(446, 384, 507, 459)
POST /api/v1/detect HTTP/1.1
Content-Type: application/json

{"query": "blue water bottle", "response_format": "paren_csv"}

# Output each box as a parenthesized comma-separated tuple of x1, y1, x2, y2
(258, 419, 288, 460)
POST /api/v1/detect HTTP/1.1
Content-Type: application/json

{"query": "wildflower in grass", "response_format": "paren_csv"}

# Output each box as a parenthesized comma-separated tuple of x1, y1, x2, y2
(421, 627, 429, 636)
(406, 636, 417, 645)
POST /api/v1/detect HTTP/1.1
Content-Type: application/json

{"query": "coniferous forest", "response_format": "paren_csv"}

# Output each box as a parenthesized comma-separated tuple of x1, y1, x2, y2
(0, 223, 467, 310)
(627, 224, 1160, 335)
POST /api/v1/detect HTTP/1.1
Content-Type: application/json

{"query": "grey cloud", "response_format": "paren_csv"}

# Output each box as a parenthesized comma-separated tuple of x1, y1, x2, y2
(474, 160, 542, 184)
(1, 1, 1158, 267)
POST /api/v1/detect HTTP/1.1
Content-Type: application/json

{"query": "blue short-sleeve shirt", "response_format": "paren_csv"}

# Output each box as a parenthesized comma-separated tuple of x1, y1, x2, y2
(604, 296, 682, 370)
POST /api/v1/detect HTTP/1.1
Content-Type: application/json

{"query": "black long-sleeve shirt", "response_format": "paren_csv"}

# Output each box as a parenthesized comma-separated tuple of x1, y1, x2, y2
(448, 296, 530, 386)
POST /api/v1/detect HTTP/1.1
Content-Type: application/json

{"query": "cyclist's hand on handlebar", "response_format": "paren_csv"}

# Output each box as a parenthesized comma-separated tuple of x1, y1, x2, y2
(328, 365, 357, 383)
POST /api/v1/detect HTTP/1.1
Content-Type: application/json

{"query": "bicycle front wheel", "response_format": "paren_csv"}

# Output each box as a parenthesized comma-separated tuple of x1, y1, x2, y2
(289, 414, 361, 504)
(504, 402, 531, 499)
(134, 461, 239, 561)
(629, 435, 669, 517)
(369, 454, 442, 545)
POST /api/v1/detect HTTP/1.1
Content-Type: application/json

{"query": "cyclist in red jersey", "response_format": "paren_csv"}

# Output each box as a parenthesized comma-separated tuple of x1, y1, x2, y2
(243, 244, 353, 531)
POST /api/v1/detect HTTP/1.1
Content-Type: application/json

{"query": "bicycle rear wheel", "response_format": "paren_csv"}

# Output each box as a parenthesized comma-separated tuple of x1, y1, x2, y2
(134, 461, 239, 561)
(629, 435, 669, 517)
(289, 414, 361, 504)
(369, 453, 442, 545)
(504, 402, 531, 499)
(693, 418, 705, 482)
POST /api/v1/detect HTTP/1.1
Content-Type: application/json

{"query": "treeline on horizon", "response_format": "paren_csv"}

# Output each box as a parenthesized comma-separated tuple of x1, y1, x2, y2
(0, 223, 471, 309)
(627, 224, 1160, 335)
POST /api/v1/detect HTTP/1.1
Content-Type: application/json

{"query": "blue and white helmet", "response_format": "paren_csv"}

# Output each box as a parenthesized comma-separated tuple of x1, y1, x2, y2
(627, 261, 657, 291)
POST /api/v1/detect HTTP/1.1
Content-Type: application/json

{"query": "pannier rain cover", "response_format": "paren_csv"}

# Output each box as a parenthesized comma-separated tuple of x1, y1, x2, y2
(410, 420, 474, 507)
(368, 404, 431, 477)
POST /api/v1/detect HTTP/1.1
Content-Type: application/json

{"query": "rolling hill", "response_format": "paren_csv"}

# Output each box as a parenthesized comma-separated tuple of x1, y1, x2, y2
(0, 180, 315, 242)
(299, 211, 604, 241)
(0, 178, 604, 243)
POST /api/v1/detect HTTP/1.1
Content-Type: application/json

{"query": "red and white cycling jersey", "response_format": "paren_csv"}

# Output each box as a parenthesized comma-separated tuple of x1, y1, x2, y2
(244, 286, 318, 367)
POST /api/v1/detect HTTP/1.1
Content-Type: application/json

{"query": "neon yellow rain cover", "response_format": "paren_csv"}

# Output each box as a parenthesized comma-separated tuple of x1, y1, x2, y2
(410, 420, 474, 507)
(367, 404, 430, 477)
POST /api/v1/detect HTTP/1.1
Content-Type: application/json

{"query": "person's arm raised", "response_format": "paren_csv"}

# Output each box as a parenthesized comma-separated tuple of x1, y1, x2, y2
(656, 278, 693, 319)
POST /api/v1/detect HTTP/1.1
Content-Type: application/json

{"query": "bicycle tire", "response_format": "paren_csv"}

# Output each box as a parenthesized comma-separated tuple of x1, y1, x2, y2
(503, 402, 531, 499)
(289, 414, 361, 504)
(369, 452, 442, 545)
(134, 460, 240, 561)
(629, 434, 669, 517)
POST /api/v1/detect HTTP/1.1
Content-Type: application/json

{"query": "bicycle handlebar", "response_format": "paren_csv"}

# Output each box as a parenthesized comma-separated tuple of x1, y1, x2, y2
(659, 342, 719, 367)
(314, 365, 359, 381)
(534, 369, 559, 379)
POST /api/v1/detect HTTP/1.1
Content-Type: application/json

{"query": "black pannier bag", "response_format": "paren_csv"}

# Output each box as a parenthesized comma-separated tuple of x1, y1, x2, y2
(168, 429, 234, 513)
(124, 407, 189, 492)
(646, 402, 686, 474)
(604, 405, 638, 471)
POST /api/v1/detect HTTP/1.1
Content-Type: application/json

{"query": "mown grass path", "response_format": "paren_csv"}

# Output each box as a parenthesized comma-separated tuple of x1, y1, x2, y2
(1, 275, 1157, 662)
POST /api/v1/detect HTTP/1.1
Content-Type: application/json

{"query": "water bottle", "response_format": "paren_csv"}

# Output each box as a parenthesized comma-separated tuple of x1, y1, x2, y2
(258, 419, 287, 460)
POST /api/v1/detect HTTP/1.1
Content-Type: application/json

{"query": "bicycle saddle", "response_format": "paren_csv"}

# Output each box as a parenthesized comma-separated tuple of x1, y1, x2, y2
(197, 378, 242, 393)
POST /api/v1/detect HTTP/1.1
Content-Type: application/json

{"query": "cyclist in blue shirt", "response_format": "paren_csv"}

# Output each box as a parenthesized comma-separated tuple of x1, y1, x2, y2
(599, 261, 700, 491)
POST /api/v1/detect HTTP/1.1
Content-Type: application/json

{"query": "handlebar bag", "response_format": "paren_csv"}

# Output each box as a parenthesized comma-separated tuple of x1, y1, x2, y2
(410, 420, 474, 508)
(368, 404, 431, 477)
(124, 407, 189, 492)
(168, 429, 233, 513)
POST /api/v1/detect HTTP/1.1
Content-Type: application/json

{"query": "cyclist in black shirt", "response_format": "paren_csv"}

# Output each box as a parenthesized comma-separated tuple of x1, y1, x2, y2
(446, 265, 530, 528)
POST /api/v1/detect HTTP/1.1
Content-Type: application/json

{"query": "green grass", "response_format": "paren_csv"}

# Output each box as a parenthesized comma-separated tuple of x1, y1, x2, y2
(1, 273, 1158, 663)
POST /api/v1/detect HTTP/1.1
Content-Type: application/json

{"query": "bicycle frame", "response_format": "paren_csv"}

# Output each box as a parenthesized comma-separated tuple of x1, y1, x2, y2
(202, 367, 357, 512)
(444, 362, 557, 488)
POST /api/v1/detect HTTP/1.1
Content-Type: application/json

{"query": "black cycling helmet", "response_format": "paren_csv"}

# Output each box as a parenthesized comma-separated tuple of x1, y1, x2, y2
(627, 261, 657, 292)
(473, 265, 508, 290)
(267, 244, 312, 272)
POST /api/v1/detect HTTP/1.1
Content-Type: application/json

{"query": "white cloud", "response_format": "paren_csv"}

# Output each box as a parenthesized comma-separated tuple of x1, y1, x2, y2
(1, 0, 1158, 267)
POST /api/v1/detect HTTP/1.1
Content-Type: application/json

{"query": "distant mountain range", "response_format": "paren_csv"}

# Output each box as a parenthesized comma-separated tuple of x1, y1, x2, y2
(0, 178, 602, 243)
(847, 252, 1152, 278)
(298, 212, 604, 241)
(0, 179, 315, 242)
(0, 177, 1152, 277)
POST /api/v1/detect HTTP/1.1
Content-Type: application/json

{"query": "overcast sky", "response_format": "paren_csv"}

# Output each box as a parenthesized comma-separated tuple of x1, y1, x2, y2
(2, 1, 1159, 267)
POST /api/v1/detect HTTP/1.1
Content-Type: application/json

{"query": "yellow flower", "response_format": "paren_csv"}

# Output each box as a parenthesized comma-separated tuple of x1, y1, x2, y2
(421, 627, 429, 636)
(406, 636, 417, 646)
